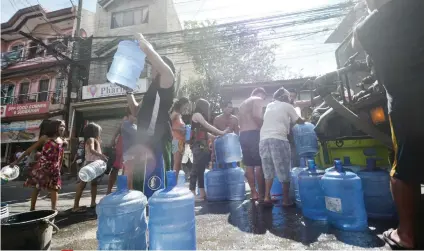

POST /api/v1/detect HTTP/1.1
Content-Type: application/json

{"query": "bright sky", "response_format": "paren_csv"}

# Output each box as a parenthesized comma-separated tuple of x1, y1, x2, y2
(1, 0, 346, 77)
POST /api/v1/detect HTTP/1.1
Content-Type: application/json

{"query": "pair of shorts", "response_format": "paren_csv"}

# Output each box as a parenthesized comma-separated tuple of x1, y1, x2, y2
(259, 138, 291, 183)
(389, 115, 424, 183)
(172, 139, 185, 154)
(239, 130, 261, 167)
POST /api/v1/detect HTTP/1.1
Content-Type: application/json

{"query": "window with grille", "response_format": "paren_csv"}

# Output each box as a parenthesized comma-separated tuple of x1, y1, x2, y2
(38, 79, 50, 102)
(111, 7, 149, 29)
(18, 82, 30, 104)
(1, 83, 15, 105)
(54, 78, 64, 104)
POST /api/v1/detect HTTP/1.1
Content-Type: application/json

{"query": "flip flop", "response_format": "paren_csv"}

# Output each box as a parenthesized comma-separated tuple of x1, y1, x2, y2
(282, 202, 295, 208)
(71, 207, 87, 214)
(382, 229, 410, 250)
(260, 200, 274, 208)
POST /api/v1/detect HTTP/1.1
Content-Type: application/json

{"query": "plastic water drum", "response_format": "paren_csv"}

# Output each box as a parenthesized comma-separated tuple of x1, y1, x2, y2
(107, 40, 146, 91)
(205, 166, 227, 201)
(321, 160, 368, 231)
(148, 171, 196, 250)
(97, 176, 148, 250)
(357, 158, 396, 219)
(292, 122, 319, 158)
(214, 133, 242, 164)
(226, 163, 246, 201)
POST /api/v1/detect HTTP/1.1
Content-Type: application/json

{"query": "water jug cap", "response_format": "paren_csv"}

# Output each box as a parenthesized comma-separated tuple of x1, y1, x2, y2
(334, 160, 343, 172)
(307, 159, 316, 171)
(366, 158, 377, 170)
(117, 175, 128, 191)
(166, 170, 177, 190)
(343, 156, 351, 165)
(231, 162, 237, 168)
(300, 157, 306, 168)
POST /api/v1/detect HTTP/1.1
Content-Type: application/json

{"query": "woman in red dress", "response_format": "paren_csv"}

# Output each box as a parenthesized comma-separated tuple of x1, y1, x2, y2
(14, 120, 66, 211)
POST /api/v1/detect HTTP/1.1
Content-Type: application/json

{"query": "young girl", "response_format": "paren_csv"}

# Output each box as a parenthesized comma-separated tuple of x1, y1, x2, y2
(171, 97, 190, 180)
(72, 122, 108, 213)
(190, 99, 229, 201)
(13, 119, 66, 211)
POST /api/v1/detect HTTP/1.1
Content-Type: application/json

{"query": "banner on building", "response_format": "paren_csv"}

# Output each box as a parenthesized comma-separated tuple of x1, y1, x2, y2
(5, 102, 49, 117)
(1, 120, 42, 143)
(82, 79, 148, 100)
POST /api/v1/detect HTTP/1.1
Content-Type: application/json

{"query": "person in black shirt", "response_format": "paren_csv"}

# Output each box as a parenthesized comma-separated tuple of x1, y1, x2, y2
(126, 33, 175, 198)
(354, 0, 424, 249)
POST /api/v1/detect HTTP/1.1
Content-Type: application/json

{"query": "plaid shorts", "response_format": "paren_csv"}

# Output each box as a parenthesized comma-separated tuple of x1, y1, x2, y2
(259, 138, 292, 182)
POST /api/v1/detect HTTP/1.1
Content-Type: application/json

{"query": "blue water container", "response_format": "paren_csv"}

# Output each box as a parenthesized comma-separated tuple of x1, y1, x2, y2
(177, 170, 185, 187)
(107, 40, 146, 91)
(291, 157, 307, 208)
(343, 156, 361, 173)
(292, 122, 319, 158)
(205, 166, 227, 201)
(185, 125, 191, 141)
(97, 175, 148, 250)
(148, 171, 196, 250)
(357, 158, 396, 219)
(270, 177, 283, 201)
(298, 160, 327, 221)
(325, 158, 354, 173)
(321, 160, 368, 231)
(226, 162, 246, 201)
(214, 133, 242, 164)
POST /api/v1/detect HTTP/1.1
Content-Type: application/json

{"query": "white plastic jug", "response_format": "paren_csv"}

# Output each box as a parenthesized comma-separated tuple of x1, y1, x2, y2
(79, 160, 107, 182)
(107, 40, 146, 91)
(1, 165, 20, 184)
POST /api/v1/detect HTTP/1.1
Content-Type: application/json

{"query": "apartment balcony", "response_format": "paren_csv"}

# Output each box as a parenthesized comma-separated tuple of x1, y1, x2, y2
(1, 41, 71, 71)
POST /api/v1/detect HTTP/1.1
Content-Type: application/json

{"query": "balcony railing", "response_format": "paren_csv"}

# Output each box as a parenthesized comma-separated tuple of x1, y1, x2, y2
(1, 91, 65, 106)
(1, 41, 71, 69)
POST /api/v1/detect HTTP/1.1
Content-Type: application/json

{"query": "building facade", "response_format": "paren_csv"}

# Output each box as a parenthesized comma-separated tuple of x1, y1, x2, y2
(1, 5, 94, 165)
(69, 0, 193, 146)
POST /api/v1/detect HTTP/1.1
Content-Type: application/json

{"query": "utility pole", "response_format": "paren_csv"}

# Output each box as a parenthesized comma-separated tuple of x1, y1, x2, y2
(67, 0, 83, 132)
(67, 0, 83, 176)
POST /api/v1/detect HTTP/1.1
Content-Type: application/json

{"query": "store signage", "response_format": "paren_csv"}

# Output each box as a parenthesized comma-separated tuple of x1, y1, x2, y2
(1, 120, 42, 143)
(5, 102, 49, 117)
(82, 79, 148, 100)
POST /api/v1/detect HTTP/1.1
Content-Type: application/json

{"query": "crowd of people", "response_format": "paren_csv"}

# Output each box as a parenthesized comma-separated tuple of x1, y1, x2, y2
(7, 1, 424, 246)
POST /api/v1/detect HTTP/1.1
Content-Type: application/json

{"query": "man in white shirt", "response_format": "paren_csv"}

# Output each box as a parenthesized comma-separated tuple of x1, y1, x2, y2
(259, 87, 304, 207)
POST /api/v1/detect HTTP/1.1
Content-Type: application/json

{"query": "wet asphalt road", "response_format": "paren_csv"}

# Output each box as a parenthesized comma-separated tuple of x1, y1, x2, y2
(3, 180, 424, 250)
(50, 191, 397, 250)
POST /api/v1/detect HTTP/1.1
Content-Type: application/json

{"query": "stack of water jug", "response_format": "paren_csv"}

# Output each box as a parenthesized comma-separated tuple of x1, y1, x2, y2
(206, 133, 246, 201)
(290, 122, 395, 232)
(96, 40, 196, 250)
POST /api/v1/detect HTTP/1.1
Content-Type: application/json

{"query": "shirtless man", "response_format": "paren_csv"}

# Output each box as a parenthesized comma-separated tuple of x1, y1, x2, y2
(238, 88, 267, 200)
(213, 101, 239, 134)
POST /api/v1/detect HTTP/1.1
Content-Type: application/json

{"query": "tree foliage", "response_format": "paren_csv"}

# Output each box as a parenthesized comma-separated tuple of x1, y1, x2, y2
(180, 20, 277, 112)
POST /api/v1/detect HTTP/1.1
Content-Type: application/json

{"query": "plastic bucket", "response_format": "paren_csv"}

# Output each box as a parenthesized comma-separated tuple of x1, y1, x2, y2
(1, 210, 59, 250)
